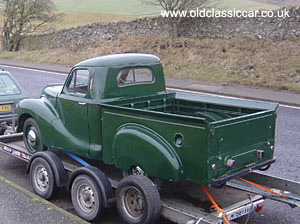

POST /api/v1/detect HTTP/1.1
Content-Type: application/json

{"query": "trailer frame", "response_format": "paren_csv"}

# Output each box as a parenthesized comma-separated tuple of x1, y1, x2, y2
(1, 133, 299, 224)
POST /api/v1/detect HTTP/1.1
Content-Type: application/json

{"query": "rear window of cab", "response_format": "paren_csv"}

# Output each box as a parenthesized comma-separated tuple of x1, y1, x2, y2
(117, 68, 154, 86)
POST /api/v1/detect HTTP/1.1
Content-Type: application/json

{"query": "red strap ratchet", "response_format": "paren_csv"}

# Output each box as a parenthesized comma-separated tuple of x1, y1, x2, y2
(201, 184, 231, 224)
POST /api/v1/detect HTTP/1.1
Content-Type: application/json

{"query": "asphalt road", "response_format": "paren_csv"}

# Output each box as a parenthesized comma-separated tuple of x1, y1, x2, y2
(0, 65, 300, 223)
(0, 179, 77, 224)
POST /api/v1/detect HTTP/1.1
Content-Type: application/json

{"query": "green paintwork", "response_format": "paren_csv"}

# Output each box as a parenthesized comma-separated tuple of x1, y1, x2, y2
(17, 53, 278, 186)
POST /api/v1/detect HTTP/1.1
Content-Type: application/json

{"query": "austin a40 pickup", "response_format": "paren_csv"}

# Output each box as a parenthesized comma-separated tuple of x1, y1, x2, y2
(16, 53, 277, 186)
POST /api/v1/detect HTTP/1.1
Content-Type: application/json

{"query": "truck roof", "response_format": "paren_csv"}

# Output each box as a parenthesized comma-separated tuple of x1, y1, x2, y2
(75, 53, 161, 68)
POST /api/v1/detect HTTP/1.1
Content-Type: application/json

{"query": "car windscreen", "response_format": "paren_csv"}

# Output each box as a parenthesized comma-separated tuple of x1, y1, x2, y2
(0, 74, 21, 95)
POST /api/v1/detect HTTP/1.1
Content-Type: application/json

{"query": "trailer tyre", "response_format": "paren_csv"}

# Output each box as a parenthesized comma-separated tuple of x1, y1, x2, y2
(123, 166, 161, 191)
(71, 174, 103, 222)
(30, 157, 56, 199)
(116, 175, 161, 224)
(23, 118, 46, 154)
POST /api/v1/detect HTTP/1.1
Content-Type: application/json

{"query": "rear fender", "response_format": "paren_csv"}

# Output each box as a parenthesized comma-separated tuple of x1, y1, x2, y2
(112, 124, 183, 181)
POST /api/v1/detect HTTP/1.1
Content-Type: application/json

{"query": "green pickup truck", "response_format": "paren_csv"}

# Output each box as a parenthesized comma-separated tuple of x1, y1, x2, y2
(16, 53, 277, 187)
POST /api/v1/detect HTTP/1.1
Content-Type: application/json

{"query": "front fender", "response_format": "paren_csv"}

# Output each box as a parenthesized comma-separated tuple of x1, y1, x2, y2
(113, 124, 183, 181)
(17, 97, 59, 146)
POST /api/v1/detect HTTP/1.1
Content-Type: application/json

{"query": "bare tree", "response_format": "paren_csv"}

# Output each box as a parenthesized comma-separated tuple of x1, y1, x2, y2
(143, 0, 218, 38)
(1, 0, 57, 51)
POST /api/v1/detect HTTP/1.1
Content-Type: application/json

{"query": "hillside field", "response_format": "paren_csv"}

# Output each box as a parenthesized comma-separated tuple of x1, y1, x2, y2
(50, 0, 297, 29)
(52, 0, 293, 15)
(52, 0, 161, 15)
(1, 0, 298, 32)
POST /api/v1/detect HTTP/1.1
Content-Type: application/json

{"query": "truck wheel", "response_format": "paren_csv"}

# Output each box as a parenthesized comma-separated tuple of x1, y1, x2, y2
(116, 175, 161, 224)
(122, 166, 147, 177)
(23, 118, 46, 154)
(30, 157, 57, 199)
(259, 164, 271, 171)
(71, 174, 103, 222)
(123, 166, 161, 191)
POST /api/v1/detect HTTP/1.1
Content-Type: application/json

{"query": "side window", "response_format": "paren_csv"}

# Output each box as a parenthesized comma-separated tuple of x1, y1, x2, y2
(117, 68, 153, 86)
(67, 69, 89, 95)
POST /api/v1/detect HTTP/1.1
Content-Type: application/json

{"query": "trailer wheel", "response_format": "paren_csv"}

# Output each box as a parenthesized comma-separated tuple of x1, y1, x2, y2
(116, 175, 161, 224)
(123, 166, 161, 191)
(71, 174, 103, 222)
(30, 157, 56, 199)
(23, 118, 46, 154)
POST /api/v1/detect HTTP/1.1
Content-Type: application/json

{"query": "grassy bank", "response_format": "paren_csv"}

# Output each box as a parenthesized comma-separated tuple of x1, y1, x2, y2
(1, 36, 299, 93)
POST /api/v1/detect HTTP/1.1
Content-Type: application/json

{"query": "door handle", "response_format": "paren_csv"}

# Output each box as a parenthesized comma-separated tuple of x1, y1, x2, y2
(78, 102, 86, 105)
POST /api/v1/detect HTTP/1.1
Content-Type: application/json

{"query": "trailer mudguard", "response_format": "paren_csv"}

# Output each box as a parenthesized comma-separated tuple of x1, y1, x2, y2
(112, 124, 183, 181)
(17, 97, 59, 147)
(27, 151, 67, 187)
(68, 166, 114, 208)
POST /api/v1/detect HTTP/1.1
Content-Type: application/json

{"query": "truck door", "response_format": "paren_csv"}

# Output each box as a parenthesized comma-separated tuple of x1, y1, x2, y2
(56, 68, 90, 154)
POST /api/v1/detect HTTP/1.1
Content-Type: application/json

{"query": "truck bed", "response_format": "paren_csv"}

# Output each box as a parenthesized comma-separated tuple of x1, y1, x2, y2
(102, 92, 278, 185)
(109, 92, 276, 123)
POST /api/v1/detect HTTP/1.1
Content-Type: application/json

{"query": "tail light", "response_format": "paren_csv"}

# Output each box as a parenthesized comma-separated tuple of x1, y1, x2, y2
(266, 142, 274, 151)
(226, 159, 236, 168)
(257, 150, 265, 159)
(211, 164, 217, 170)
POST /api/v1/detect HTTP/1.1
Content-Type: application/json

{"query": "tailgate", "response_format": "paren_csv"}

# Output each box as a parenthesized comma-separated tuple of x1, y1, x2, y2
(208, 110, 277, 180)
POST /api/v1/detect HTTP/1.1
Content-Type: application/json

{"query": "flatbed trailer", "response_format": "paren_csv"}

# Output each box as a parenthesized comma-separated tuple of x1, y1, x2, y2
(1, 133, 300, 224)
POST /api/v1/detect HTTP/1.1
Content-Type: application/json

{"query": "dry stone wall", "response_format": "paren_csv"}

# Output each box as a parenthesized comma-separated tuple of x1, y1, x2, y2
(21, 7, 300, 50)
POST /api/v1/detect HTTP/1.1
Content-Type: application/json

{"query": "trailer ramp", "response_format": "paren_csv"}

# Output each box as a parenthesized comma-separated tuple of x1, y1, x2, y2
(227, 172, 300, 208)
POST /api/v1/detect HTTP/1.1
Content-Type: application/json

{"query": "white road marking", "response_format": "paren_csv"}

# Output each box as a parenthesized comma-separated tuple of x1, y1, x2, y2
(279, 104, 300, 110)
(167, 87, 239, 99)
(0, 64, 68, 76)
(167, 87, 300, 110)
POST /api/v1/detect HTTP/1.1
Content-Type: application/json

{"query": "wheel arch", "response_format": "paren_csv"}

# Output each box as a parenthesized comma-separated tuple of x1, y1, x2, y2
(17, 113, 32, 133)
(67, 166, 114, 208)
(17, 98, 59, 146)
(112, 124, 183, 182)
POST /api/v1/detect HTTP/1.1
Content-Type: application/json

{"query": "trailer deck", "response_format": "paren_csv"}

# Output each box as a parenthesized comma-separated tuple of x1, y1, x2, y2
(0, 133, 299, 224)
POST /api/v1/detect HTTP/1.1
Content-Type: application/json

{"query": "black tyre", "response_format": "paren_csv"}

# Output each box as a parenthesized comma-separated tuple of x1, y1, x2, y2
(71, 174, 103, 222)
(116, 175, 161, 224)
(30, 157, 57, 199)
(259, 164, 271, 171)
(23, 118, 46, 154)
(123, 166, 161, 191)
